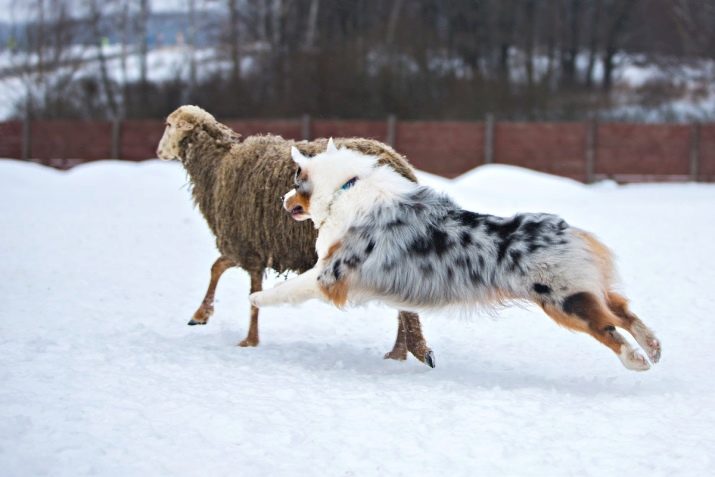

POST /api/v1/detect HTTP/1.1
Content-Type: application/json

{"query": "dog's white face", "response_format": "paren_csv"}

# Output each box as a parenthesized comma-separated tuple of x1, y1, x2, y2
(283, 139, 377, 224)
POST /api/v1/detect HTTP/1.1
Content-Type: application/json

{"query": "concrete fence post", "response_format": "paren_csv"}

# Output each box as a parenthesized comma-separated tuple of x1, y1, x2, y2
(484, 113, 494, 164)
(386, 114, 396, 147)
(301, 114, 311, 141)
(585, 118, 597, 183)
(21, 116, 31, 161)
(111, 118, 122, 159)
(690, 122, 701, 182)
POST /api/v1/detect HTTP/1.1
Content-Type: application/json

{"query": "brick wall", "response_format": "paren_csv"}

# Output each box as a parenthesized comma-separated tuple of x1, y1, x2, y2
(0, 118, 712, 182)
(396, 121, 484, 177)
(494, 122, 586, 181)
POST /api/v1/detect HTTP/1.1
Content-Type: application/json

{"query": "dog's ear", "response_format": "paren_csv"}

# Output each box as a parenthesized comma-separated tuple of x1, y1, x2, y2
(326, 137, 339, 153)
(291, 146, 308, 166)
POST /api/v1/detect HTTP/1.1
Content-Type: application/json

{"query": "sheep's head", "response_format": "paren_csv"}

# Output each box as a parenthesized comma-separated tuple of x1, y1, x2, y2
(156, 105, 216, 160)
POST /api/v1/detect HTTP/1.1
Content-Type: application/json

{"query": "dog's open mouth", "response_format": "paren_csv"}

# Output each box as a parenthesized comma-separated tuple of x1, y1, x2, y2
(290, 205, 305, 219)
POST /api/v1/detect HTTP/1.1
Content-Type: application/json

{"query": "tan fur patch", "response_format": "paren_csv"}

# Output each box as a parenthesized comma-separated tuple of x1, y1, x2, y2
(574, 230, 615, 285)
(540, 294, 622, 354)
(325, 241, 342, 259)
(285, 191, 311, 215)
(320, 279, 350, 308)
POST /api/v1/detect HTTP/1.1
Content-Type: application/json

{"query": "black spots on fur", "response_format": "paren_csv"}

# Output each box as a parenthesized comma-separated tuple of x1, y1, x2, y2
(410, 235, 433, 256)
(332, 260, 342, 280)
(556, 219, 568, 236)
(495, 217, 523, 263)
(604, 325, 616, 332)
(420, 263, 434, 276)
(508, 250, 523, 272)
(460, 231, 472, 247)
(533, 283, 552, 294)
(430, 226, 451, 256)
(520, 220, 542, 236)
(382, 261, 396, 272)
(528, 243, 543, 253)
(562, 292, 599, 321)
(409, 226, 452, 257)
(478, 255, 485, 269)
(387, 218, 406, 227)
(468, 268, 484, 285)
(343, 255, 362, 269)
(453, 210, 484, 228)
(365, 240, 375, 255)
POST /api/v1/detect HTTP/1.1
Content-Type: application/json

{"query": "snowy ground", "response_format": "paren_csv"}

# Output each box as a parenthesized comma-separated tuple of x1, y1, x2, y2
(1, 159, 714, 476)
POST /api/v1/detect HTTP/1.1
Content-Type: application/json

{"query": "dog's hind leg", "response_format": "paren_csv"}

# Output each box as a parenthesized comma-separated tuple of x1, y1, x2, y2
(606, 292, 661, 363)
(541, 292, 650, 371)
(384, 311, 436, 368)
(188, 256, 235, 326)
(239, 269, 263, 347)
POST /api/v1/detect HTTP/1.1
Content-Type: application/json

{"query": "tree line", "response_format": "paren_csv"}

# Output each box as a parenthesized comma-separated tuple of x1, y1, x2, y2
(3, 0, 715, 121)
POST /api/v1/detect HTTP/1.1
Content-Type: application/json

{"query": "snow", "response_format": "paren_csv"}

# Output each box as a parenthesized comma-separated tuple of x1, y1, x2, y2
(1, 159, 715, 476)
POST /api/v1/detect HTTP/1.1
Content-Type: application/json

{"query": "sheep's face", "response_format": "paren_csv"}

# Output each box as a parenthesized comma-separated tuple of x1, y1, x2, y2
(283, 138, 377, 226)
(156, 114, 195, 160)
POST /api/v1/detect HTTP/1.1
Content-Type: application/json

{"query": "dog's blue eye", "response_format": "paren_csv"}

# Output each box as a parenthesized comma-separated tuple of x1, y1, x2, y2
(341, 177, 358, 191)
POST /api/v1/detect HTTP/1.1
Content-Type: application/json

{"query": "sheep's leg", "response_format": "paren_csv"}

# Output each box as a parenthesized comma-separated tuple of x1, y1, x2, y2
(384, 314, 408, 361)
(384, 311, 435, 368)
(239, 270, 262, 347)
(188, 256, 235, 326)
(250, 268, 323, 307)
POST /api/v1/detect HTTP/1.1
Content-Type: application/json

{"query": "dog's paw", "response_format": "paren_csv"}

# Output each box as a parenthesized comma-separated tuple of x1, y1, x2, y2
(645, 337, 661, 364)
(249, 292, 264, 308)
(620, 348, 651, 371)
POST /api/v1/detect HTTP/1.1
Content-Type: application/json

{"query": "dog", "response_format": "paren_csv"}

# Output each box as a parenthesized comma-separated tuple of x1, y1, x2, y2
(250, 139, 662, 371)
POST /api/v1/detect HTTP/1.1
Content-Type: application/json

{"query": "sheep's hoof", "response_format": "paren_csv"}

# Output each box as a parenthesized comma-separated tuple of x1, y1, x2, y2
(423, 350, 436, 368)
(238, 338, 259, 347)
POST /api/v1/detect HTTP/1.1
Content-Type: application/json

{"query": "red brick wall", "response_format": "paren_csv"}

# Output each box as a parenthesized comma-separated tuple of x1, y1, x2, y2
(1, 118, 712, 182)
(698, 124, 715, 181)
(30, 120, 112, 161)
(494, 122, 587, 181)
(121, 120, 166, 161)
(225, 120, 302, 140)
(312, 120, 388, 143)
(0, 121, 22, 158)
(396, 121, 484, 177)
(596, 123, 691, 179)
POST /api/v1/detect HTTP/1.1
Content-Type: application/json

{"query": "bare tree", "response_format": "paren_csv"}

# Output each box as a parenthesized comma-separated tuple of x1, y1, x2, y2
(602, 0, 638, 92)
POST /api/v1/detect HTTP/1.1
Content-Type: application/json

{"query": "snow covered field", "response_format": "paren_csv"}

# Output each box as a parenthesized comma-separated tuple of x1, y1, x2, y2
(1, 159, 714, 476)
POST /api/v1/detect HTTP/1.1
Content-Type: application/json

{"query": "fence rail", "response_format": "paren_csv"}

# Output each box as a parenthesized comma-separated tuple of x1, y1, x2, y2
(1, 117, 713, 182)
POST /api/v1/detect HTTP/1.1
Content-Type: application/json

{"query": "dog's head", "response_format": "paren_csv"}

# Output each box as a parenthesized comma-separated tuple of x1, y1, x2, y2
(156, 105, 216, 160)
(283, 138, 378, 223)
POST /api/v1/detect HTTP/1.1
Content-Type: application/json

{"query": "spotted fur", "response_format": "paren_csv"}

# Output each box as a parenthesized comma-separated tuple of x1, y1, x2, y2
(250, 144, 662, 371)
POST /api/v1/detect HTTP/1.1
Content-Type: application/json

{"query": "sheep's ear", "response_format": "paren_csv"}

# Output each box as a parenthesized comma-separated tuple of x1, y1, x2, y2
(176, 119, 194, 131)
(291, 146, 307, 166)
(326, 137, 338, 153)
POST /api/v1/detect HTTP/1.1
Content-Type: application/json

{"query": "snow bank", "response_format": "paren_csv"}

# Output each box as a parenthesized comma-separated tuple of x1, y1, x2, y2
(1, 159, 714, 476)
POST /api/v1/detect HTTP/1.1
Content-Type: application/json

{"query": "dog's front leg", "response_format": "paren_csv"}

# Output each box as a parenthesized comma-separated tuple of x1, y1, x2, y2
(249, 268, 322, 307)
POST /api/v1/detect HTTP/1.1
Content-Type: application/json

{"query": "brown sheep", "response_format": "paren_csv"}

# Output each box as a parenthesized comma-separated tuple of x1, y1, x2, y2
(156, 105, 434, 366)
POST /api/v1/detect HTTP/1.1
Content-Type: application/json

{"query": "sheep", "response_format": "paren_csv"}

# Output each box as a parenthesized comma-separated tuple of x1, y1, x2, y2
(156, 105, 434, 366)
